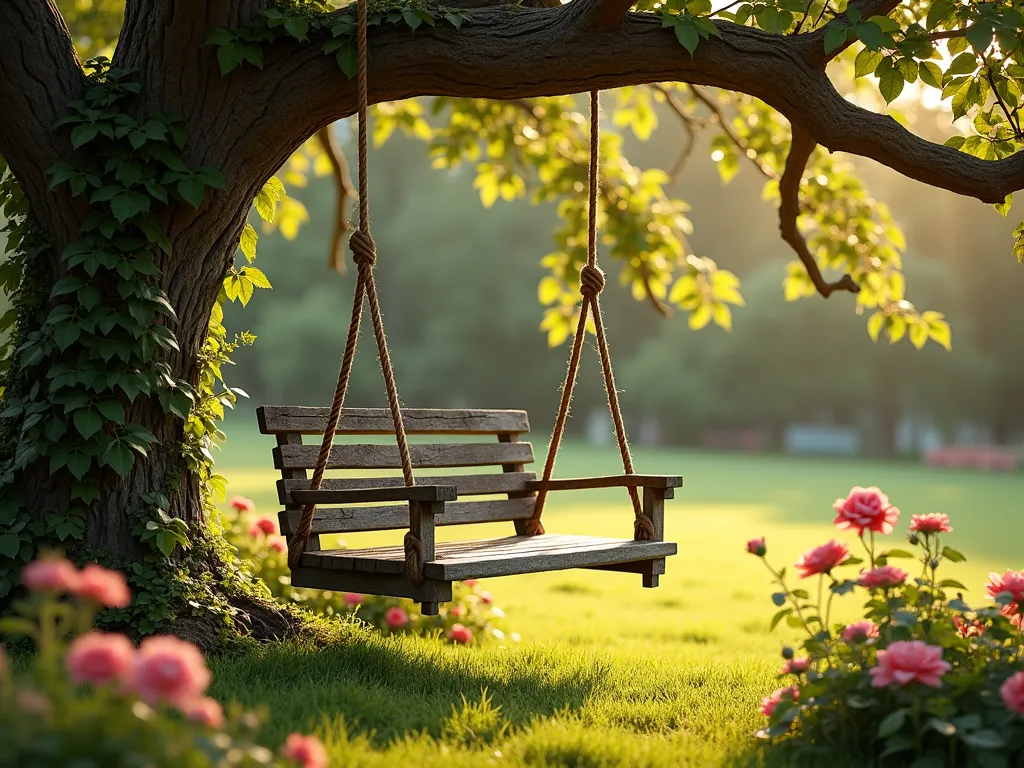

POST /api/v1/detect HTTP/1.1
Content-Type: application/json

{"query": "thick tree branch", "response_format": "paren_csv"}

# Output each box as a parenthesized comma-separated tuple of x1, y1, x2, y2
(779, 126, 859, 298)
(562, 0, 638, 33)
(0, 0, 84, 245)
(247, 8, 1024, 207)
(317, 126, 357, 274)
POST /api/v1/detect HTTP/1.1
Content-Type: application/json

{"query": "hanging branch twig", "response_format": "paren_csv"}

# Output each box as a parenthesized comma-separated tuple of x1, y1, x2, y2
(686, 85, 779, 179)
(779, 125, 859, 297)
(316, 125, 357, 275)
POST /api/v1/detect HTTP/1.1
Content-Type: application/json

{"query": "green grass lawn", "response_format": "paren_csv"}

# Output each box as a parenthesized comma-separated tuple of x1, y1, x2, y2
(208, 416, 1024, 766)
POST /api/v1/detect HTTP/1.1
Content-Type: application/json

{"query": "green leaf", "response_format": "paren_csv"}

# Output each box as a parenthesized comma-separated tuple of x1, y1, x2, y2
(284, 17, 309, 40)
(673, 18, 700, 55)
(823, 23, 849, 53)
(995, 194, 1012, 218)
(336, 42, 359, 80)
(946, 52, 978, 76)
(102, 441, 136, 477)
(70, 124, 99, 149)
(66, 451, 92, 481)
(941, 546, 966, 563)
(240, 223, 258, 263)
(854, 48, 884, 78)
(926, 0, 953, 30)
(217, 43, 246, 76)
(770, 607, 793, 630)
(962, 729, 1005, 749)
(97, 400, 126, 424)
(918, 61, 942, 88)
(155, 530, 178, 556)
(878, 66, 905, 103)
(403, 9, 422, 30)
(877, 709, 907, 739)
(178, 175, 208, 207)
(771, 591, 786, 606)
(884, 548, 914, 558)
(241, 266, 272, 289)
(855, 21, 884, 51)
(73, 408, 103, 439)
(110, 189, 151, 222)
(0, 534, 20, 558)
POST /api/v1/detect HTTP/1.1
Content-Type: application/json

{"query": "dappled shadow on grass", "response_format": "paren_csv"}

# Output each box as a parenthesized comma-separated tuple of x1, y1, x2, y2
(208, 621, 608, 745)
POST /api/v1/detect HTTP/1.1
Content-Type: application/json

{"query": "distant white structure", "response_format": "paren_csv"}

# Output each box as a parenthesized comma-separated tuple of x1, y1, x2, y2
(783, 424, 861, 456)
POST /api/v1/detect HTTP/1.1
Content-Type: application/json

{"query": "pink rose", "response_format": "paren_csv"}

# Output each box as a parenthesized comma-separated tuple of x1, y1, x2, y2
(760, 686, 799, 717)
(385, 607, 408, 629)
(448, 624, 473, 644)
(986, 570, 1024, 603)
(463, 580, 478, 588)
(248, 515, 277, 538)
(746, 537, 767, 557)
(869, 640, 951, 689)
(909, 513, 952, 534)
(795, 539, 849, 578)
(1001, 671, 1024, 715)
(451, 605, 465, 618)
(184, 696, 224, 728)
(23, 557, 80, 594)
(230, 496, 255, 514)
(843, 620, 880, 643)
(280, 733, 328, 768)
(479, 591, 493, 605)
(859, 565, 908, 589)
(267, 536, 287, 554)
(344, 593, 363, 607)
(65, 632, 135, 687)
(75, 564, 131, 608)
(833, 486, 900, 535)
(782, 657, 809, 675)
(128, 636, 211, 706)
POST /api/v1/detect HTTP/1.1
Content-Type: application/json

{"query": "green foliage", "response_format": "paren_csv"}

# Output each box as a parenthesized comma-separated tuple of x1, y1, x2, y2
(754, 492, 1024, 764)
(0, 60, 273, 635)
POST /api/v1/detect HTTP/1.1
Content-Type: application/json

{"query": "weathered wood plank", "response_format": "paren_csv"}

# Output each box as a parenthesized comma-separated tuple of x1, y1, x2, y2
(586, 558, 666, 576)
(525, 474, 683, 491)
(278, 497, 536, 535)
(278, 472, 536, 504)
(290, 566, 452, 604)
(274, 442, 534, 471)
(290, 484, 458, 505)
(424, 538, 677, 580)
(277, 432, 319, 553)
(303, 535, 677, 581)
(258, 406, 530, 435)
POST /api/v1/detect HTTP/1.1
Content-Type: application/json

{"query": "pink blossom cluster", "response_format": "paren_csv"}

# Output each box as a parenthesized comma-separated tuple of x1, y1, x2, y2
(23, 556, 130, 608)
(20, 557, 332, 764)
(232, 496, 288, 555)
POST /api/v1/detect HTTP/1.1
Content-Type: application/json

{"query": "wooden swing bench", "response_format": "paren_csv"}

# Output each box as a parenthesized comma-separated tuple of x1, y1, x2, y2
(258, 405, 680, 614)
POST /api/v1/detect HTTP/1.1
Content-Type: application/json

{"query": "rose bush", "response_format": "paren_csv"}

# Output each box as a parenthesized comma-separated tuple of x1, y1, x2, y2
(222, 497, 517, 646)
(750, 488, 1024, 766)
(0, 556, 326, 767)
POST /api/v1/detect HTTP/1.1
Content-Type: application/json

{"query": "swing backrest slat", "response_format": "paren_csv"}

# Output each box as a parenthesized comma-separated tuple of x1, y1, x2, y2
(257, 406, 537, 537)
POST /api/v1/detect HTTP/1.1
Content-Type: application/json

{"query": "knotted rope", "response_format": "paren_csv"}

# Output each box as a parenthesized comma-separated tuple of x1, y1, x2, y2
(525, 91, 654, 542)
(289, 0, 423, 583)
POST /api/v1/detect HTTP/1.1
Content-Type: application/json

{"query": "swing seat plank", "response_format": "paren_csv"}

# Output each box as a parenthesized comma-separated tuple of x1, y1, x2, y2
(257, 405, 681, 612)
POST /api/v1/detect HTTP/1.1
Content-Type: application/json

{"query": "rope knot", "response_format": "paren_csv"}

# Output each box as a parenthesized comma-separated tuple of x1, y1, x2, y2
(404, 530, 425, 586)
(349, 229, 377, 268)
(580, 264, 606, 297)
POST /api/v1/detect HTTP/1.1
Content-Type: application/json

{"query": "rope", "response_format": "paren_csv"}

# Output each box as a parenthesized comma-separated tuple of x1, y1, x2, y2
(526, 91, 654, 542)
(289, 0, 422, 580)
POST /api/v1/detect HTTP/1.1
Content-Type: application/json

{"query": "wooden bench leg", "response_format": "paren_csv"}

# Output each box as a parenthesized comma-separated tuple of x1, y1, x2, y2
(641, 487, 666, 588)
(410, 499, 442, 614)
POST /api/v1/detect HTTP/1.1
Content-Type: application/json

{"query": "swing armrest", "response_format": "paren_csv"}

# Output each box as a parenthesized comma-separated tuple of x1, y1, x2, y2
(289, 485, 458, 506)
(525, 475, 682, 493)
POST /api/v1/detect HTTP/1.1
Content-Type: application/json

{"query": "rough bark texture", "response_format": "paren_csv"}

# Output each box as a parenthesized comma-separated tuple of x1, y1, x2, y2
(0, 0, 1023, 641)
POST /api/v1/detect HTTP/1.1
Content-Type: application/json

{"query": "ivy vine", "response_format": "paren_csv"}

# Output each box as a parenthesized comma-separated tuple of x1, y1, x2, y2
(0, 58, 276, 633)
